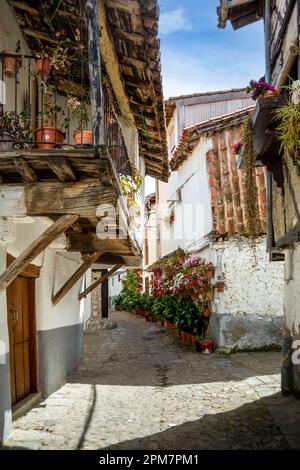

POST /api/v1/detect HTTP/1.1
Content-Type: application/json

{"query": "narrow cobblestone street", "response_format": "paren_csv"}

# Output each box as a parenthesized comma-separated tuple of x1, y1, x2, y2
(3, 311, 300, 450)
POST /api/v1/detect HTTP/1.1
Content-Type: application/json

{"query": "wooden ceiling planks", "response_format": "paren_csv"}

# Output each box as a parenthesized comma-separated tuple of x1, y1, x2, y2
(105, 0, 168, 182)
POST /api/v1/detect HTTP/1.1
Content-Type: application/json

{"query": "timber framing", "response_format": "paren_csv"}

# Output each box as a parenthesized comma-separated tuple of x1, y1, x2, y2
(0, 147, 142, 266)
(78, 263, 122, 300)
(0, 214, 79, 291)
(9, 0, 169, 182)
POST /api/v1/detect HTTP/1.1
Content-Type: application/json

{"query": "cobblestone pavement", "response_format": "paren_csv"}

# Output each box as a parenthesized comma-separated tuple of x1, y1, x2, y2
(3, 311, 300, 450)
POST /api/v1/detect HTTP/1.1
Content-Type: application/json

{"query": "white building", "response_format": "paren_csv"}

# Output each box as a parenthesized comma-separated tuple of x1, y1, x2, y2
(154, 90, 285, 351)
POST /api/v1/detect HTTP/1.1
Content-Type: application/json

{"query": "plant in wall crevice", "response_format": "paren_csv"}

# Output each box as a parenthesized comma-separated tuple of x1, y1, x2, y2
(240, 117, 265, 238)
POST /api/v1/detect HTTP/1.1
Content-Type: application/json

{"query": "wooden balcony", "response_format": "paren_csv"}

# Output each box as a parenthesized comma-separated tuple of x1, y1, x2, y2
(0, 146, 142, 267)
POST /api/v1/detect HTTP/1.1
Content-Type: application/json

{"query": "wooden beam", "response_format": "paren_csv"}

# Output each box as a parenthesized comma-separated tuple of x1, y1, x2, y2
(46, 157, 76, 182)
(52, 252, 102, 306)
(23, 29, 60, 45)
(78, 264, 122, 300)
(12, 1, 39, 16)
(66, 232, 132, 254)
(111, 28, 144, 46)
(14, 157, 38, 182)
(0, 214, 79, 291)
(25, 180, 118, 219)
(86, 0, 103, 146)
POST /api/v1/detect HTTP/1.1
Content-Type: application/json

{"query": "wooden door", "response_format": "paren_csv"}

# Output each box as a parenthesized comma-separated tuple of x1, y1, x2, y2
(7, 277, 37, 406)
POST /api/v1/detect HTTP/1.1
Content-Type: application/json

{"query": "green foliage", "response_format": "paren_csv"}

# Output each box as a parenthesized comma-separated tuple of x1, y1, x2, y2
(275, 101, 300, 162)
(240, 117, 265, 237)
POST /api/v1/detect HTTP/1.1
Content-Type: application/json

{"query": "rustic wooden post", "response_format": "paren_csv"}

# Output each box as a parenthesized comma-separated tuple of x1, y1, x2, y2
(101, 269, 109, 318)
(0, 214, 79, 291)
(78, 264, 122, 300)
(52, 252, 102, 306)
(86, 0, 103, 147)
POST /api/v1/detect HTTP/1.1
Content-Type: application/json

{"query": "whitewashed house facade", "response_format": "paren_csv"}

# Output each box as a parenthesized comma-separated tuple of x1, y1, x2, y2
(155, 90, 284, 351)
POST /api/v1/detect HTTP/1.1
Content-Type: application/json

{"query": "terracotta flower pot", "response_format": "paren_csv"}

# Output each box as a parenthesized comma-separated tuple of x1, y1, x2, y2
(261, 90, 277, 98)
(191, 293, 198, 301)
(217, 285, 225, 293)
(176, 330, 181, 339)
(36, 57, 51, 80)
(2, 51, 22, 77)
(74, 130, 93, 147)
(34, 126, 64, 149)
(0, 132, 14, 151)
(190, 334, 196, 346)
(181, 331, 187, 343)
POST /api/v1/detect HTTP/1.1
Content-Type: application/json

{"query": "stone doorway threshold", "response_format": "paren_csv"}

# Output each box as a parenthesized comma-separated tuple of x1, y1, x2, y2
(12, 393, 42, 421)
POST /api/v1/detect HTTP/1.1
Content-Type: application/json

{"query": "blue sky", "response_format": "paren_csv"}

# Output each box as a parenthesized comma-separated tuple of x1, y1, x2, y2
(158, 1, 265, 98)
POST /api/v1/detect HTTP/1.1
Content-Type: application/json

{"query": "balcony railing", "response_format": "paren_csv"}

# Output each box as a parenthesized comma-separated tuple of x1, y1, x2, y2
(0, 51, 131, 177)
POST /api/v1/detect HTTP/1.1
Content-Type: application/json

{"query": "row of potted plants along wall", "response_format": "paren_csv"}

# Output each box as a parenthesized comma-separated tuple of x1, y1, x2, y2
(113, 250, 226, 353)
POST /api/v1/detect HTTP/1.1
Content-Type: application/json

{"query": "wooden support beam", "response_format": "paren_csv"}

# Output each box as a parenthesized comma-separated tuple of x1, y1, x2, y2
(78, 264, 122, 300)
(14, 157, 38, 182)
(67, 232, 132, 254)
(0, 214, 79, 291)
(23, 29, 60, 45)
(52, 252, 102, 306)
(12, 1, 40, 16)
(111, 28, 144, 46)
(86, 0, 103, 146)
(46, 157, 76, 182)
(25, 180, 118, 219)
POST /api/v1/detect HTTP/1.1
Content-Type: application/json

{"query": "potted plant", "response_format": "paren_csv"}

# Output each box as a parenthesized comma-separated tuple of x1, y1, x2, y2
(1, 50, 22, 77)
(68, 96, 93, 147)
(35, 52, 51, 80)
(246, 78, 277, 100)
(214, 276, 226, 293)
(34, 85, 68, 149)
(0, 111, 30, 151)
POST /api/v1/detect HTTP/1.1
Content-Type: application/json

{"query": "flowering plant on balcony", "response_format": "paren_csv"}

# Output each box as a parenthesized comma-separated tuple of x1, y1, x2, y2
(232, 139, 242, 156)
(246, 78, 276, 100)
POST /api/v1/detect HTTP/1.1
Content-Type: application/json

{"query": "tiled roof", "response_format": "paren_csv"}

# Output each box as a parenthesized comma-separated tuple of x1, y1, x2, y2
(170, 106, 255, 171)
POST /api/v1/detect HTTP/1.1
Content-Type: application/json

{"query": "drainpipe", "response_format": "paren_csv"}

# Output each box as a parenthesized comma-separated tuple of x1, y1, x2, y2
(264, 0, 274, 255)
(264, 0, 271, 83)
(266, 172, 274, 255)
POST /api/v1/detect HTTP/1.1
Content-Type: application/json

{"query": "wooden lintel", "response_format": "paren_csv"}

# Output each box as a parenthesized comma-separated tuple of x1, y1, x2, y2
(111, 28, 144, 46)
(0, 214, 79, 291)
(66, 232, 132, 254)
(12, 1, 40, 16)
(78, 264, 122, 300)
(23, 29, 60, 45)
(25, 180, 118, 219)
(14, 157, 38, 182)
(52, 252, 102, 306)
(46, 157, 76, 182)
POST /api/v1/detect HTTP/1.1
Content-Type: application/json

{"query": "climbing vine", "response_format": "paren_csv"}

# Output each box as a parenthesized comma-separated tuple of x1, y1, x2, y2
(240, 117, 264, 238)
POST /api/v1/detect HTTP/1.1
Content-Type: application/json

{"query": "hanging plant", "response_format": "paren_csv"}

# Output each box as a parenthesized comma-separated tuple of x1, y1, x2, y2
(232, 139, 242, 156)
(275, 98, 300, 164)
(240, 117, 265, 237)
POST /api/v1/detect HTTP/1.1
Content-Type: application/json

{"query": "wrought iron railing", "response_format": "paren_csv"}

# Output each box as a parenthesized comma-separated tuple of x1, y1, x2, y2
(0, 51, 131, 177)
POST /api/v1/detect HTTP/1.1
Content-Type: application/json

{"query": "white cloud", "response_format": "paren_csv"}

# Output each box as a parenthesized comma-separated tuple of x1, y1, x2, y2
(159, 7, 192, 35)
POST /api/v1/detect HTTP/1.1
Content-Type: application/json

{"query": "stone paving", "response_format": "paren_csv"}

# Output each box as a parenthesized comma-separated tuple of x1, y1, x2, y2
(3, 311, 300, 450)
